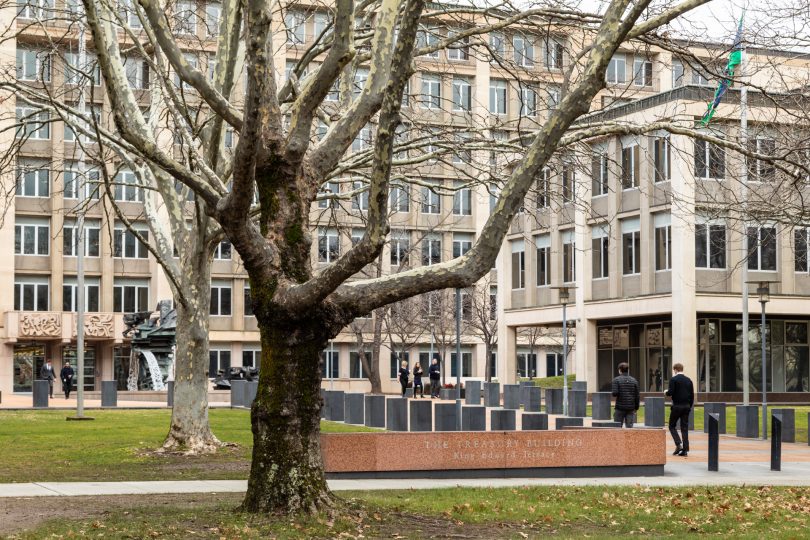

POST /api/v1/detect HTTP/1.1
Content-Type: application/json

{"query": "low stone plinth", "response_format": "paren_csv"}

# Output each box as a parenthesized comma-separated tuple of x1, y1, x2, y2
(321, 429, 666, 478)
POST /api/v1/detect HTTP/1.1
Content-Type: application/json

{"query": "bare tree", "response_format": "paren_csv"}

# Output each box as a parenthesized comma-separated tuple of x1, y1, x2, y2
(1, 0, 730, 514)
(466, 277, 498, 382)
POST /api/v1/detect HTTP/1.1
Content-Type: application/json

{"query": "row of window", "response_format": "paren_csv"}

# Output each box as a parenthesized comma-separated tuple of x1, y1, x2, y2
(511, 222, 805, 290)
(318, 229, 474, 266)
(320, 349, 479, 380)
(318, 181, 474, 216)
(605, 54, 724, 89)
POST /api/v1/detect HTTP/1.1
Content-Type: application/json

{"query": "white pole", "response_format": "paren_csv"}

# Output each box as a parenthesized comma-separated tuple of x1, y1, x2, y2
(76, 20, 87, 418)
(740, 39, 750, 406)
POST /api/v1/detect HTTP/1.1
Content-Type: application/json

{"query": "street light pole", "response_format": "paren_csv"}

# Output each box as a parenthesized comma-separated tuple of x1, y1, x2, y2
(552, 285, 574, 417)
(759, 286, 768, 441)
(455, 288, 462, 431)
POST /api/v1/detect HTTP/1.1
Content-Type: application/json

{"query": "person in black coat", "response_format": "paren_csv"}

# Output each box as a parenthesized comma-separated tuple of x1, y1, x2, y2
(428, 357, 441, 398)
(412, 362, 424, 398)
(60, 362, 75, 399)
(40, 360, 56, 399)
(397, 360, 410, 397)
(666, 363, 694, 456)
(611, 362, 640, 428)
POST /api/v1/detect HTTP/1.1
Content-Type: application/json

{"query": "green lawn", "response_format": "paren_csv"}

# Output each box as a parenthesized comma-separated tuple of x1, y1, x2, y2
(519, 374, 577, 388)
(0, 409, 378, 483)
(11, 486, 810, 539)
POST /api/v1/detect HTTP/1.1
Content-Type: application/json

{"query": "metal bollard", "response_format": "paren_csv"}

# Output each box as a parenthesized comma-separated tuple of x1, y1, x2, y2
(771, 414, 782, 472)
(708, 413, 719, 472)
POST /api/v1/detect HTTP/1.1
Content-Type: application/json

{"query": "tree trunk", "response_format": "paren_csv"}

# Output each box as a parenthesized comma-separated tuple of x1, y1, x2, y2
(484, 343, 492, 383)
(162, 255, 221, 454)
(242, 317, 332, 514)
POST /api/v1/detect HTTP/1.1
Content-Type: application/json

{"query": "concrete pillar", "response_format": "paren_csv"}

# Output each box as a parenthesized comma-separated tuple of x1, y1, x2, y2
(670, 132, 698, 381)
(576, 318, 597, 391)
(498, 324, 517, 384)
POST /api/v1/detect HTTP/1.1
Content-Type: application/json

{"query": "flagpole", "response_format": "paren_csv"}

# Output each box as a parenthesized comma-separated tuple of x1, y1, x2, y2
(739, 19, 750, 406)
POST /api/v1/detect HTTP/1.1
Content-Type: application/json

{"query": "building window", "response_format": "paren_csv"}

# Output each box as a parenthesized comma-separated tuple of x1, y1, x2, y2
(390, 184, 409, 212)
(390, 231, 410, 267)
(694, 139, 725, 179)
(117, 0, 143, 28)
(63, 282, 100, 312)
(695, 221, 726, 269)
(513, 34, 534, 67)
(489, 32, 505, 61)
(489, 79, 507, 114)
(452, 184, 472, 215)
(349, 352, 366, 379)
(213, 240, 231, 260)
(519, 86, 537, 117)
(64, 51, 101, 85)
(562, 165, 575, 202)
(351, 124, 372, 153)
(205, 2, 220, 36)
(123, 56, 150, 89)
(63, 223, 100, 257)
(795, 228, 810, 272)
(313, 12, 329, 38)
(317, 228, 340, 263)
(534, 169, 549, 208)
(563, 234, 576, 283)
(15, 107, 50, 140)
(535, 235, 550, 286)
(422, 235, 442, 266)
(633, 58, 653, 87)
(654, 217, 671, 271)
(544, 38, 564, 69)
(18, 0, 54, 19)
(16, 48, 50, 82)
(606, 54, 626, 84)
(447, 30, 469, 61)
(14, 277, 49, 311)
(420, 74, 441, 109)
(113, 228, 149, 259)
(421, 183, 441, 214)
(351, 180, 369, 211)
(321, 349, 339, 379)
(352, 67, 368, 100)
(511, 240, 525, 289)
(621, 219, 641, 275)
(113, 280, 149, 313)
(416, 26, 440, 58)
(489, 286, 497, 320)
(592, 226, 609, 279)
(284, 11, 305, 44)
(621, 145, 639, 189)
(452, 233, 473, 259)
(451, 77, 471, 111)
(750, 137, 776, 182)
(209, 349, 231, 377)
(672, 60, 685, 87)
(210, 282, 232, 315)
(654, 137, 671, 182)
(14, 220, 49, 256)
(318, 181, 340, 209)
(747, 226, 777, 271)
(592, 152, 609, 196)
(450, 351, 473, 377)
(243, 286, 254, 316)
(64, 167, 100, 200)
(242, 348, 259, 368)
(113, 170, 144, 202)
(691, 64, 712, 86)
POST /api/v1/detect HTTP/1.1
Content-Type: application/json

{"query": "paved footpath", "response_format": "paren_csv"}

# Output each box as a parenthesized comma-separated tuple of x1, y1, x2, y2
(4, 459, 810, 498)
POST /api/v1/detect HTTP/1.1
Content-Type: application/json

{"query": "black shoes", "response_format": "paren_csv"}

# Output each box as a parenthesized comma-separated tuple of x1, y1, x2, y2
(678, 450, 688, 457)
(672, 447, 682, 456)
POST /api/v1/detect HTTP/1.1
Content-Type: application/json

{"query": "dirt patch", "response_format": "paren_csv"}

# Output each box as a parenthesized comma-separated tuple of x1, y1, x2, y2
(0, 493, 243, 536)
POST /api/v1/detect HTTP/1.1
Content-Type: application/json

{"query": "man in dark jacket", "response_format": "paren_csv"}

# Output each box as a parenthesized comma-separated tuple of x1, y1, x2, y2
(611, 362, 639, 428)
(40, 360, 56, 399)
(665, 363, 694, 456)
(428, 357, 441, 398)
(60, 362, 75, 399)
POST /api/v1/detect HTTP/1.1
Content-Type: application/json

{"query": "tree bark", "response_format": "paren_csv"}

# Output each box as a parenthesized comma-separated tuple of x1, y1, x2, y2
(484, 343, 492, 383)
(162, 252, 221, 454)
(241, 315, 333, 514)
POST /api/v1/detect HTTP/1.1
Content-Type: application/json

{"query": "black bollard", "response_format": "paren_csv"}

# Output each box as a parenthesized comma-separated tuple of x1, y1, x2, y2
(771, 415, 782, 472)
(708, 413, 719, 472)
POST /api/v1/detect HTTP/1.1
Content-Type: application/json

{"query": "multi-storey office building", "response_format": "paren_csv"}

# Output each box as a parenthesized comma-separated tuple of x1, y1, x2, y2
(5, 2, 790, 397)
(499, 49, 810, 400)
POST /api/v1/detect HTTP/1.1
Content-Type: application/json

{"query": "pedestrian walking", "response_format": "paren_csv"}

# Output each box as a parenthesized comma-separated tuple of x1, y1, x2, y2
(60, 361, 75, 399)
(611, 362, 639, 428)
(412, 362, 424, 398)
(665, 363, 694, 457)
(428, 356, 441, 398)
(40, 360, 56, 399)
(398, 360, 410, 397)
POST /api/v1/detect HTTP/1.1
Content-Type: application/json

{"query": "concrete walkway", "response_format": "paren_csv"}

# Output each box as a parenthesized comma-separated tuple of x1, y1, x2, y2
(3, 461, 810, 499)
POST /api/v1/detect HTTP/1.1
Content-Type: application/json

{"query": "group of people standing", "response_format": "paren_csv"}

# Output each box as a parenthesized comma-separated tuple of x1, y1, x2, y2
(397, 357, 443, 398)
(38, 360, 76, 399)
(611, 361, 694, 457)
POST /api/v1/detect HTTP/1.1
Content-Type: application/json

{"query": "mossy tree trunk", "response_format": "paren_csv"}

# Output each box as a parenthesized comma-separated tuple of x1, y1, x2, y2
(241, 313, 334, 513)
